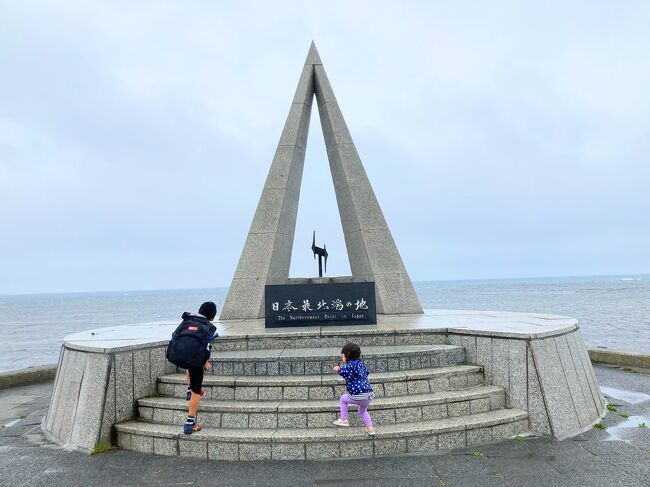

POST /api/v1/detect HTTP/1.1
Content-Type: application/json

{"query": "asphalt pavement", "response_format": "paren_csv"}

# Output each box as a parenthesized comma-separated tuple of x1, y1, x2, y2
(1, 364, 648, 487)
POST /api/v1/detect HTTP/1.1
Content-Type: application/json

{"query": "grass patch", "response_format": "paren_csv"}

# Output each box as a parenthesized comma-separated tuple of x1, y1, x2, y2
(639, 423, 647, 429)
(439, 480, 446, 487)
(607, 405, 617, 412)
(18, 415, 27, 419)
(442, 337, 452, 345)
(515, 435, 525, 441)
(617, 412, 630, 419)
(472, 451, 484, 457)
(593, 421, 607, 430)
(90, 441, 110, 455)
(620, 366, 639, 373)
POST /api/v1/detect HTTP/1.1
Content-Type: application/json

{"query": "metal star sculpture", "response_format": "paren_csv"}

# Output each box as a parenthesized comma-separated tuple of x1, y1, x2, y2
(311, 231, 328, 277)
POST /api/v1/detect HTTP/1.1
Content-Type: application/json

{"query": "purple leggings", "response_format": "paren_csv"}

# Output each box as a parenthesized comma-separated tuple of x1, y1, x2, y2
(340, 394, 373, 427)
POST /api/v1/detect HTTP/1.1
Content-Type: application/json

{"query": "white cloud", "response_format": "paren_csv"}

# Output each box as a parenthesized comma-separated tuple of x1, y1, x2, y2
(0, 0, 649, 293)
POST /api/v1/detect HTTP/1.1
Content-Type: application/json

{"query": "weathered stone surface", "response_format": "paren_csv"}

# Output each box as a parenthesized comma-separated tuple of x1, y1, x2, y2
(239, 443, 271, 461)
(272, 443, 305, 460)
(306, 442, 339, 459)
(201, 412, 222, 427)
(491, 421, 516, 440)
(99, 361, 116, 443)
(374, 439, 407, 455)
(116, 432, 131, 450)
(466, 426, 492, 446)
(422, 404, 447, 420)
(448, 374, 467, 390)
(371, 272, 423, 315)
(476, 337, 493, 384)
(131, 434, 154, 454)
(249, 413, 277, 429)
(54, 350, 87, 444)
(278, 413, 307, 428)
(527, 348, 552, 435)
(470, 397, 491, 414)
(406, 379, 429, 394)
(208, 442, 238, 461)
(221, 413, 248, 428)
(234, 387, 257, 400)
(220, 278, 266, 320)
(555, 335, 595, 428)
(114, 352, 134, 423)
(491, 339, 510, 404)
(438, 431, 466, 449)
(48, 301, 601, 459)
(508, 339, 528, 411)
(571, 329, 606, 412)
(69, 352, 110, 451)
(45, 346, 68, 433)
(447, 401, 470, 417)
(461, 335, 477, 364)
(179, 440, 208, 459)
(531, 337, 580, 438)
(220, 42, 422, 318)
(340, 440, 373, 457)
(133, 349, 153, 400)
(407, 435, 438, 452)
(153, 437, 177, 456)
(149, 346, 170, 382)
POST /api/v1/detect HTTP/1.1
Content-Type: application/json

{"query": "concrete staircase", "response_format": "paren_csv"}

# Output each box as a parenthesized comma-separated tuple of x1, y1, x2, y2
(115, 343, 528, 460)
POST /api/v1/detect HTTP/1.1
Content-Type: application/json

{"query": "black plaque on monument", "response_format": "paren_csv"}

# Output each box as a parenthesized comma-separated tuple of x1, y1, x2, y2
(264, 282, 376, 328)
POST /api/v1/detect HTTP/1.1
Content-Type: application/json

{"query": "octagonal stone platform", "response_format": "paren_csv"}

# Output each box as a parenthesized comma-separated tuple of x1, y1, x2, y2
(43, 310, 606, 459)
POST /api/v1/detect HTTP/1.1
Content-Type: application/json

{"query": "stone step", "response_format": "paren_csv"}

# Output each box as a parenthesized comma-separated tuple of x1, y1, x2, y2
(138, 385, 505, 429)
(208, 344, 465, 376)
(157, 365, 484, 400)
(212, 328, 449, 352)
(115, 408, 529, 460)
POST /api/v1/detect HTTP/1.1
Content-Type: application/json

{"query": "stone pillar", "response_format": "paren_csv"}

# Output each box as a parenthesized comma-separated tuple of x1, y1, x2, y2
(220, 46, 314, 320)
(313, 57, 422, 314)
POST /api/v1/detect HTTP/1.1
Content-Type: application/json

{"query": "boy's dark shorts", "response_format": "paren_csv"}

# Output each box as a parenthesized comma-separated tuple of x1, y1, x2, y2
(188, 366, 204, 394)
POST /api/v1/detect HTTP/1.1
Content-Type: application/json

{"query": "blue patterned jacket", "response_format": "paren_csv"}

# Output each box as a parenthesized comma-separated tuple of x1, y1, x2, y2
(338, 359, 373, 396)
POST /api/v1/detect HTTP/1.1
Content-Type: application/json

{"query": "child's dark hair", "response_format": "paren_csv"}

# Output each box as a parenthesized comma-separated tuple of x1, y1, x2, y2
(341, 342, 361, 361)
(198, 301, 217, 321)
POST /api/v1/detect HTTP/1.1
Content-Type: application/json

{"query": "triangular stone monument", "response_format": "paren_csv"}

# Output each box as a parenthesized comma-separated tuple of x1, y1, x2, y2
(220, 42, 423, 320)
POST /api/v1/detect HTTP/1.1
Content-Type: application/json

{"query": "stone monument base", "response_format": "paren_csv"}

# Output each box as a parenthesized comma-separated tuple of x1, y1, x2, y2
(43, 310, 606, 459)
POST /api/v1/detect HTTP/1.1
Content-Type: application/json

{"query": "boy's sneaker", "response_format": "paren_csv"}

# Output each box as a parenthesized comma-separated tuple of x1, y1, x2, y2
(332, 418, 350, 427)
(366, 427, 376, 436)
(186, 388, 205, 401)
(183, 423, 202, 434)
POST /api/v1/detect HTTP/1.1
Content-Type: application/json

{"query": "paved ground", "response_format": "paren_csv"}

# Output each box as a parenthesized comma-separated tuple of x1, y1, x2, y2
(1, 364, 649, 487)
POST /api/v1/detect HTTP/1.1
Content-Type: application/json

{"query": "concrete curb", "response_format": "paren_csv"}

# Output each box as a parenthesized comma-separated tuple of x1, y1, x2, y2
(0, 364, 57, 390)
(588, 349, 650, 369)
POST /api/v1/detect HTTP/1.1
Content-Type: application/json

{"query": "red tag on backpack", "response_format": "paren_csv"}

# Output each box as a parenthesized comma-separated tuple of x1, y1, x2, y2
(188, 326, 199, 331)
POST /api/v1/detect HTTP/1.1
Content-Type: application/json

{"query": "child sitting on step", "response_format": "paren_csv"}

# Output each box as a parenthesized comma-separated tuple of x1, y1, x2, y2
(332, 342, 376, 435)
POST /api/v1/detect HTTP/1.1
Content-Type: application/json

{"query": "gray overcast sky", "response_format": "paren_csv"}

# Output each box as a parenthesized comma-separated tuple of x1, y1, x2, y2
(1, 1, 649, 295)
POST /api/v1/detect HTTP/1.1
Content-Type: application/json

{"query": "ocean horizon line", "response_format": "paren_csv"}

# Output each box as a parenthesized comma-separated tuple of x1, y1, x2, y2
(1, 273, 648, 299)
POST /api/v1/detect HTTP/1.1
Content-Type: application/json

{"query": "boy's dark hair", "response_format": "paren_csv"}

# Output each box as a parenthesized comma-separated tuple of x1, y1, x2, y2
(341, 342, 361, 361)
(198, 302, 217, 321)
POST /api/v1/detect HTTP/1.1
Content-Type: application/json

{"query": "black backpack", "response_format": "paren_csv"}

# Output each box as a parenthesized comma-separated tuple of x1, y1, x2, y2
(166, 313, 211, 369)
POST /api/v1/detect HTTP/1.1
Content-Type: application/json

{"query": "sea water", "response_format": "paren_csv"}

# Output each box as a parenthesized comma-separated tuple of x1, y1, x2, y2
(0, 275, 648, 373)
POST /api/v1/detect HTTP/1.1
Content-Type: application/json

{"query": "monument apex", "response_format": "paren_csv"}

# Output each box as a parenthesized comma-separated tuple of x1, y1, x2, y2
(220, 43, 423, 320)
